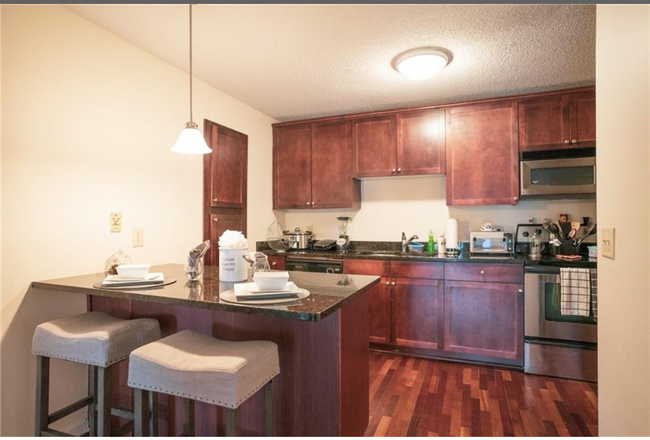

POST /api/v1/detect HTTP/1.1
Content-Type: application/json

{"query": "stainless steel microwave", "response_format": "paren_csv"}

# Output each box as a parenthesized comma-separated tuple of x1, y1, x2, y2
(520, 148, 596, 197)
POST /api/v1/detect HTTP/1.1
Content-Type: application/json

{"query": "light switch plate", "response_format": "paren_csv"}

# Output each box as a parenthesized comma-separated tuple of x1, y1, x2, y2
(110, 213, 122, 233)
(601, 227, 615, 259)
(132, 228, 144, 247)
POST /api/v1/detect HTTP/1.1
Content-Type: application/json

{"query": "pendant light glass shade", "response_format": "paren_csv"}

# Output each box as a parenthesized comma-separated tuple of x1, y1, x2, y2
(171, 122, 212, 155)
(171, 5, 212, 155)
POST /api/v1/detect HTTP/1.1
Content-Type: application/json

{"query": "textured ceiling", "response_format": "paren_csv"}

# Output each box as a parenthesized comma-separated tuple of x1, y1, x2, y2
(64, 4, 596, 121)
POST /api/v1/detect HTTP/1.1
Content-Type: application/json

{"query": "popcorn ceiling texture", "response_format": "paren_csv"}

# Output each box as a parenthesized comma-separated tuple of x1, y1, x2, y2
(65, 4, 595, 121)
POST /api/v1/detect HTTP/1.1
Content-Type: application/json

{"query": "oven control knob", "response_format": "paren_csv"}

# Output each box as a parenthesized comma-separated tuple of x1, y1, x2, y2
(326, 268, 335, 274)
(535, 228, 542, 235)
(522, 231, 529, 238)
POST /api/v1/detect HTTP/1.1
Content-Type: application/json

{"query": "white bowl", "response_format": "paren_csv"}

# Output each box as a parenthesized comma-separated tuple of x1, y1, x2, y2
(116, 264, 151, 280)
(253, 271, 289, 291)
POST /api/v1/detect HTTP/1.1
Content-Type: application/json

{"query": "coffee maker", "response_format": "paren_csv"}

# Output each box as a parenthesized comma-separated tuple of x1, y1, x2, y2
(336, 217, 351, 252)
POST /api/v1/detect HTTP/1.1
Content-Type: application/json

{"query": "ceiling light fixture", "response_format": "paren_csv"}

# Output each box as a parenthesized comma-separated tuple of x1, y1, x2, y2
(392, 48, 449, 81)
(171, 4, 212, 155)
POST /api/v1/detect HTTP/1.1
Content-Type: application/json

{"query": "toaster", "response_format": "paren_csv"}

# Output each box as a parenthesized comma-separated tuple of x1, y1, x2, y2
(469, 231, 514, 255)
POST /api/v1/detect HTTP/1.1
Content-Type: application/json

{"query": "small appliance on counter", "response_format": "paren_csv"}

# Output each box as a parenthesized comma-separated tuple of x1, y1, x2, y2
(282, 227, 313, 250)
(313, 239, 337, 251)
(469, 231, 514, 258)
(336, 216, 351, 252)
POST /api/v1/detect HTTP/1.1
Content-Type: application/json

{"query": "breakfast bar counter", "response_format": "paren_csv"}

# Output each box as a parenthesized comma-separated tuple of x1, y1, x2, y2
(32, 264, 379, 436)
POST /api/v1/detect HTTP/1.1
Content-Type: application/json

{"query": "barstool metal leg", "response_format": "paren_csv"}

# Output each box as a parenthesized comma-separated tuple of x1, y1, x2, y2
(264, 379, 276, 436)
(149, 391, 158, 436)
(224, 407, 241, 437)
(183, 398, 196, 436)
(134, 388, 150, 437)
(97, 366, 112, 436)
(34, 356, 50, 437)
(88, 366, 97, 436)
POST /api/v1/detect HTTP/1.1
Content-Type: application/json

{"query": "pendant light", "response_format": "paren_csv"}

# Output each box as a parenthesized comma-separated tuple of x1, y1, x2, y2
(171, 4, 212, 154)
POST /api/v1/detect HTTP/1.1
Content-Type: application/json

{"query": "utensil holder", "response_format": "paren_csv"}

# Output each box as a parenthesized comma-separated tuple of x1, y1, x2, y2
(550, 240, 580, 256)
(219, 248, 248, 282)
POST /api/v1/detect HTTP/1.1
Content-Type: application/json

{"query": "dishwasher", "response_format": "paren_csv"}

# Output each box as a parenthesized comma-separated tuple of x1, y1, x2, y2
(285, 258, 343, 274)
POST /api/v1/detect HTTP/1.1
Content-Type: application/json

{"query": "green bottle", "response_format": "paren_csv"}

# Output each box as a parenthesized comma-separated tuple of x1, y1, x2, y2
(427, 230, 436, 254)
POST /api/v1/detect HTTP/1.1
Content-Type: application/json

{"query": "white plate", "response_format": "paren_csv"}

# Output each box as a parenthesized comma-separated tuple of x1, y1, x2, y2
(219, 288, 310, 305)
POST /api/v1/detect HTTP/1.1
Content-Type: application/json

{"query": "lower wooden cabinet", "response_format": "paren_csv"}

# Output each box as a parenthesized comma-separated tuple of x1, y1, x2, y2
(392, 278, 443, 350)
(369, 277, 391, 344)
(268, 255, 286, 270)
(443, 281, 524, 362)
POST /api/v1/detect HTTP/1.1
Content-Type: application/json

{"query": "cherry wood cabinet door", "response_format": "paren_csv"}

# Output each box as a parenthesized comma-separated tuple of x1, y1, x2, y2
(518, 94, 570, 152)
(268, 255, 285, 270)
(207, 123, 248, 208)
(353, 115, 397, 177)
(369, 277, 392, 344)
(570, 90, 596, 148)
(311, 121, 360, 209)
(207, 213, 245, 266)
(273, 124, 312, 209)
(397, 109, 446, 175)
(443, 281, 524, 363)
(445, 101, 520, 206)
(391, 278, 443, 350)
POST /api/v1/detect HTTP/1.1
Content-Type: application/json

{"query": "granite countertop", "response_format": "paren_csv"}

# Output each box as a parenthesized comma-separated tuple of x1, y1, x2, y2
(31, 264, 380, 322)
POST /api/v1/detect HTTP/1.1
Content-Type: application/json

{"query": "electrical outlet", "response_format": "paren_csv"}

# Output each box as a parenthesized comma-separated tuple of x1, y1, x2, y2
(110, 213, 122, 232)
(601, 227, 615, 259)
(132, 228, 144, 247)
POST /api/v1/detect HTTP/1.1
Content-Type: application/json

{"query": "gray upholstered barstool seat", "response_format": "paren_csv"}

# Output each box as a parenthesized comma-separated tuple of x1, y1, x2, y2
(32, 312, 161, 437)
(128, 330, 280, 436)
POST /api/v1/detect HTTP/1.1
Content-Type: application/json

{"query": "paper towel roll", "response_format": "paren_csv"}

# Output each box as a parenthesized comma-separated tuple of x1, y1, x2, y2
(446, 218, 459, 249)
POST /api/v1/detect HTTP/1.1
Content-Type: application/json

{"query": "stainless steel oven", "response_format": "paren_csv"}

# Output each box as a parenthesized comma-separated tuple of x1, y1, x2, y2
(520, 148, 596, 197)
(524, 266, 597, 382)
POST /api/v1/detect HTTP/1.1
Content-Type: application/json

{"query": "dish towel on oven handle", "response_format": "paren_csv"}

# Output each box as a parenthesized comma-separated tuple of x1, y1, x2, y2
(590, 268, 597, 321)
(560, 268, 592, 317)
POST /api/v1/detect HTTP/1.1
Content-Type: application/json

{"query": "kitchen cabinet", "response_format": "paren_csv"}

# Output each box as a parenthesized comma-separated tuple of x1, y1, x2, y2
(392, 278, 443, 350)
(445, 100, 520, 206)
(206, 123, 247, 209)
(352, 110, 445, 178)
(268, 255, 285, 270)
(396, 109, 446, 175)
(519, 89, 596, 151)
(369, 278, 392, 344)
(273, 121, 360, 210)
(443, 280, 524, 364)
(352, 115, 397, 177)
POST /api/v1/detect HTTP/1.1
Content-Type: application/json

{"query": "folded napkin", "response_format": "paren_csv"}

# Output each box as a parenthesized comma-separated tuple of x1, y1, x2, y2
(560, 268, 591, 317)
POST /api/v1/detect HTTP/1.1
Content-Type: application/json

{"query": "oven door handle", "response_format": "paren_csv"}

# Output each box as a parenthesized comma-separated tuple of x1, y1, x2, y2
(525, 266, 560, 275)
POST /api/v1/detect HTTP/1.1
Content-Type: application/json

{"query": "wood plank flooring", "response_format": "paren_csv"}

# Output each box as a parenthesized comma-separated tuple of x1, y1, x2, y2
(366, 352, 598, 437)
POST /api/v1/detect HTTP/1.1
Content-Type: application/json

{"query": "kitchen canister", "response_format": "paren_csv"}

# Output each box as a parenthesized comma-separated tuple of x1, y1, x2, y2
(218, 230, 249, 282)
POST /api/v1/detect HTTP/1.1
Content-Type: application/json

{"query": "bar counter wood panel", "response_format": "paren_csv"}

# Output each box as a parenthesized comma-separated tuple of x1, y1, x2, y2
(90, 291, 370, 436)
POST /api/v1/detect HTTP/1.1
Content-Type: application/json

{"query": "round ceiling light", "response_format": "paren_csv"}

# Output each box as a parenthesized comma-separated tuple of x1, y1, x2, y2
(393, 48, 449, 80)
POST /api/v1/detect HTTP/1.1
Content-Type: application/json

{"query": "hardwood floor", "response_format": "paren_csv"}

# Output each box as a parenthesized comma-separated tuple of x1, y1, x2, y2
(366, 352, 598, 437)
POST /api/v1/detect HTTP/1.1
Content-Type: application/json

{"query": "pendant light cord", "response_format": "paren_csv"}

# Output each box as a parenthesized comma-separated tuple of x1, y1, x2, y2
(189, 3, 193, 123)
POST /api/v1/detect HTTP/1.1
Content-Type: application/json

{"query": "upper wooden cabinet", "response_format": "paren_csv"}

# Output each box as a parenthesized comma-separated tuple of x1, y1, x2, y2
(352, 110, 446, 177)
(519, 89, 595, 151)
(206, 123, 248, 209)
(353, 115, 397, 177)
(396, 109, 446, 175)
(445, 101, 520, 206)
(273, 121, 360, 210)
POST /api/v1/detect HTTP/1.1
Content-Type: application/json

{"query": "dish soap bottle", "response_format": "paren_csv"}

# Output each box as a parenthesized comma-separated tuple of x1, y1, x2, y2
(427, 230, 436, 254)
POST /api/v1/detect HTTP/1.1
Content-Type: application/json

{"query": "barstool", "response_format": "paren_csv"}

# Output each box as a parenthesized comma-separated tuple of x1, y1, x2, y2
(31, 311, 161, 437)
(127, 330, 280, 436)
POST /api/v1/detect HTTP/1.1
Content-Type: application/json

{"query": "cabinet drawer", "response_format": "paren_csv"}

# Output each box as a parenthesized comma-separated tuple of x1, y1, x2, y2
(344, 259, 391, 277)
(390, 261, 444, 280)
(268, 256, 286, 270)
(444, 263, 523, 284)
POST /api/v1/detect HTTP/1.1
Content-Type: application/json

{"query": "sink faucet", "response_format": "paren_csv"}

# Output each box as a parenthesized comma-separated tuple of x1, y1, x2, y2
(401, 232, 419, 253)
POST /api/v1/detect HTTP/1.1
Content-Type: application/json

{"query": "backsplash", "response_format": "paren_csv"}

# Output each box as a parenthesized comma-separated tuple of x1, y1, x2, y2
(280, 175, 597, 241)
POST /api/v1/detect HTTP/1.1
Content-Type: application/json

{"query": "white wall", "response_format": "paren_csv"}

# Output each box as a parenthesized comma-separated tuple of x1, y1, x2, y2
(1, 5, 275, 435)
(596, 5, 650, 436)
(283, 175, 596, 242)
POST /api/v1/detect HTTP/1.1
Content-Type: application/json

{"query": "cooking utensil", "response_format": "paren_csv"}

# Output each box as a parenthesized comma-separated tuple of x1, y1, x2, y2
(569, 221, 581, 239)
(575, 223, 597, 247)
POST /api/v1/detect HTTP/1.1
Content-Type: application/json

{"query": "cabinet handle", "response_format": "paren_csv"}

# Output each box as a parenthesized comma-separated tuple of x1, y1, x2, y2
(213, 198, 218, 203)
(391, 168, 396, 174)
(571, 139, 577, 144)
(513, 196, 518, 201)
(564, 140, 570, 144)
(272, 262, 277, 267)
(306, 202, 311, 206)
(397, 168, 402, 173)
(518, 289, 523, 293)
(480, 270, 485, 274)
(213, 218, 218, 222)
(311, 202, 315, 207)
(385, 281, 390, 285)
(391, 281, 396, 286)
